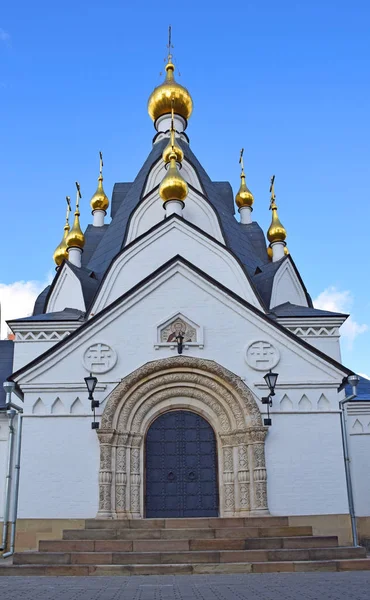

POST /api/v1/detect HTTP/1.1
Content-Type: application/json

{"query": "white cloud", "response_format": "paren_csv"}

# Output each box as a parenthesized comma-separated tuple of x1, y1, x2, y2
(0, 275, 52, 338)
(0, 29, 10, 43)
(313, 286, 368, 350)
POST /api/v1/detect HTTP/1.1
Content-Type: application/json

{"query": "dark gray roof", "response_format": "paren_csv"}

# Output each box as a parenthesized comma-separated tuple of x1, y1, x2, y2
(9, 308, 85, 323)
(86, 141, 166, 274)
(251, 260, 283, 307)
(82, 224, 110, 267)
(270, 302, 348, 319)
(345, 377, 370, 400)
(40, 139, 308, 313)
(0, 341, 14, 407)
(32, 285, 50, 315)
(111, 183, 132, 218)
(65, 263, 100, 309)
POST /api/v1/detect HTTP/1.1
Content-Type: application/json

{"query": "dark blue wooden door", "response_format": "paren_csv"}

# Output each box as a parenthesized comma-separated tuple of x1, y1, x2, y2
(145, 410, 219, 518)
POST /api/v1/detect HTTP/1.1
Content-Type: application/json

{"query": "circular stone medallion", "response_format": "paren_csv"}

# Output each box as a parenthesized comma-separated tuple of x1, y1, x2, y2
(83, 343, 117, 374)
(245, 341, 280, 371)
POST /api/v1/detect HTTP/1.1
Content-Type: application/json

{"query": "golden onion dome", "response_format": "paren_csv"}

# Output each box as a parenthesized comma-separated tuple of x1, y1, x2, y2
(163, 134, 184, 164)
(90, 175, 109, 212)
(66, 210, 85, 250)
(159, 152, 188, 203)
(148, 60, 193, 122)
(236, 173, 254, 208)
(53, 223, 70, 267)
(267, 201, 287, 244)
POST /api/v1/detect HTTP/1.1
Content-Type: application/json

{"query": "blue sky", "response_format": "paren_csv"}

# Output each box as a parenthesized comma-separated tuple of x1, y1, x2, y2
(0, 1, 369, 374)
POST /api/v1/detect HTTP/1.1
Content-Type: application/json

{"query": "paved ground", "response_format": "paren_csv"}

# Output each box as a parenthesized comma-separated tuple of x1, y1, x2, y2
(0, 572, 369, 599)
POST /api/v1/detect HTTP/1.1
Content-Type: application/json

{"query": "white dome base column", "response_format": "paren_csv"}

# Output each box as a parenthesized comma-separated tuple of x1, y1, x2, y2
(155, 114, 186, 134)
(164, 200, 184, 217)
(93, 210, 106, 227)
(271, 241, 286, 262)
(68, 247, 82, 268)
(239, 206, 253, 224)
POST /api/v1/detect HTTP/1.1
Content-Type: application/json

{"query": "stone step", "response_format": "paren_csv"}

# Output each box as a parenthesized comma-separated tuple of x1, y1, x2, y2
(84, 516, 289, 530)
(63, 525, 313, 541)
(13, 546, 366, 566)
(2, 558, 370, 576)
(244, 536, 339, 550)
(39, 535, 339, 553)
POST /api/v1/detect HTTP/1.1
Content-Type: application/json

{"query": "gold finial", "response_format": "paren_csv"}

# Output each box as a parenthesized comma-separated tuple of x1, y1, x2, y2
(162, 99, 184, 164)
(53, 196, 72, 267)
(267, 175, 287, 244)
(91, 151, 109, 212)
(66, 182, 85, 251)
(148, 27, 193, 122)
(235, 148, 254, 209)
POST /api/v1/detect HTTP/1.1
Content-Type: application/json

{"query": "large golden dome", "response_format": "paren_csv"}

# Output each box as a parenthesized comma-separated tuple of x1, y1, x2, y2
(148, 60, 193, 122)
(159, 152, 188, 203)
(90, 176, 109, 212)
(267, 201, 287, 243)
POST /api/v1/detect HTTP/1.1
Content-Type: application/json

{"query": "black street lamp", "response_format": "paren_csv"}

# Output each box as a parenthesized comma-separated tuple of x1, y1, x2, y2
(84, 373, 99, 429)
(262, 370, 279, 426)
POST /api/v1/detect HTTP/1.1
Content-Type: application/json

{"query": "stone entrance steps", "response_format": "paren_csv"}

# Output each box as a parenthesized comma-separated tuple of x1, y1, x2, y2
(1, 516, 370, 575)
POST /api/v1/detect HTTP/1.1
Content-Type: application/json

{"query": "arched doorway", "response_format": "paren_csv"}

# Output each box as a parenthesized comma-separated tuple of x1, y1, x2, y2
(97, 356, 269, 519)
(145, 410, 219, 518)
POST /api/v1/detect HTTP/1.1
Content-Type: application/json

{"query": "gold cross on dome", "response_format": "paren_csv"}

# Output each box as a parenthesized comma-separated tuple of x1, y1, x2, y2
(75, 181, 81, 210)
(167, 25, 173, 62)
(239, 148, 245, 173)
(99, 151, 103, 176)
(269, 175, 276, 206)
(65, 196, 71, 221)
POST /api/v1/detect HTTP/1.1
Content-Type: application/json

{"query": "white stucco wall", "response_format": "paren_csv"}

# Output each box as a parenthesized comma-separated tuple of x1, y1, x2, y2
(11, 264, 350, 519)
(347, 408, 370, 517)
(0, 414, 9, 519)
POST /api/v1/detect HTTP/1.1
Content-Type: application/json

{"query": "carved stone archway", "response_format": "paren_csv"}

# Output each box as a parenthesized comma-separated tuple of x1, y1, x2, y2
(97, 357, 268, 519)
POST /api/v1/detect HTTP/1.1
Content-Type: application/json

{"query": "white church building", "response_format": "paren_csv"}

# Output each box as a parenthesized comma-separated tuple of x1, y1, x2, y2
(1, 43, 370, 565)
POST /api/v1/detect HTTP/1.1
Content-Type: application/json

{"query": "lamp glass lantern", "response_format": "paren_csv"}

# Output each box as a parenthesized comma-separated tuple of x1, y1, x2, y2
(263, 370, 278, 396)
(84, 374, 98, 399)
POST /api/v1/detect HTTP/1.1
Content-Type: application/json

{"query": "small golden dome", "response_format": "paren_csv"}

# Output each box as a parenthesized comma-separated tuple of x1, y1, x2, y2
(267, 201, 287, 244)
(159, 153, 188, 203)
(53, 223, 70, 267)
(148, 60, 193, 122)
(66, 210, 85, 250)
(163, 134, 184, 164)
(90, 175, 109, 212)
(236, 173, 254, 208)
(267, 245, 273, 261)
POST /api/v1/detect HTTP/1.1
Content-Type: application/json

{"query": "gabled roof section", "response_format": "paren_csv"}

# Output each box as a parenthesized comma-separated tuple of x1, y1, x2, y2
(32, 285, 51, 315)
(86, 140, 167, 274)
(8, 308, 85, 323)
(0, 340, 14, 407)
(82, 224, 109, 267)
(270, 302, 348, 319)
(9, 255, 353, 384)
(111, 183, 133, 218)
